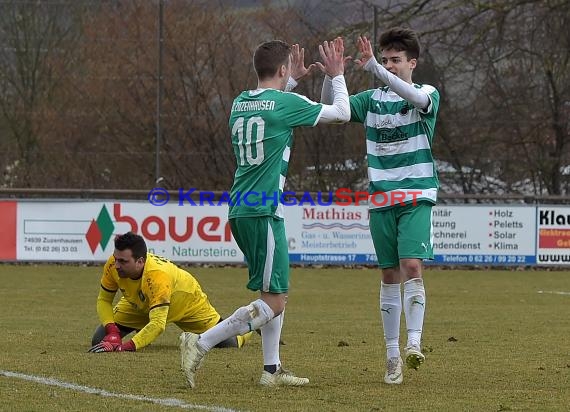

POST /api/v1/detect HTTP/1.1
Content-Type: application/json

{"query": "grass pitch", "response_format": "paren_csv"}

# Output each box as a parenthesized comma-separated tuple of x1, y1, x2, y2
(1, 264, 569, 411)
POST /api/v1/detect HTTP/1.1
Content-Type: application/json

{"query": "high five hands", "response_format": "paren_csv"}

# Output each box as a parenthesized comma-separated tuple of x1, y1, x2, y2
(354, 36, 375, 68)
(295, 35, 375, 79)
(291, 43, 315, 81)
(315, 37, 347, 78)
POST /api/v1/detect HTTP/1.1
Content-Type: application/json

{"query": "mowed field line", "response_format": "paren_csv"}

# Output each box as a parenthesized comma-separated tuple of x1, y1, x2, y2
(537, 290, 570, 295)
(0, 370, 239, 412)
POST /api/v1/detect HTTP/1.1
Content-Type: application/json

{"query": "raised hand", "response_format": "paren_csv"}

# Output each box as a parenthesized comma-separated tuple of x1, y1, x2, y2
(316, 37, 345, 78)
(290, 43, 315, 80)
(354, 36, 375, 68)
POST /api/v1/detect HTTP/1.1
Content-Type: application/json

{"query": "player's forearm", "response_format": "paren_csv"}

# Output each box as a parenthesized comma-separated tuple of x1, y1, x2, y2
(318, 75, 350, 123)
(96, 289, 116, 326)
(320, 75, 334, 105)
(130, 305, 169, 349)
(363, 57, 430, 110)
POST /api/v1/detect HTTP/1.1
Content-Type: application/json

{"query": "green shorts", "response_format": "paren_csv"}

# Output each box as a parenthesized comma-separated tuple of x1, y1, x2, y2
(230, 216, 289, 293)
(369, 201, 434, 269)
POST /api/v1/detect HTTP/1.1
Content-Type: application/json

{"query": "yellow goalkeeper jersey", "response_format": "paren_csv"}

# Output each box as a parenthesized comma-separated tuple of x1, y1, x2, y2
(98, 253, 218, 348)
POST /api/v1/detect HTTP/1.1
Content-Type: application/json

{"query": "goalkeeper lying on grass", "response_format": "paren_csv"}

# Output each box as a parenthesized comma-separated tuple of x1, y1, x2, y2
(88, 232, 252, 353)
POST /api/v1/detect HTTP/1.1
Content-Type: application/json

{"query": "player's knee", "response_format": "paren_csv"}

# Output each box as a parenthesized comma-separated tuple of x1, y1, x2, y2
(91, 323, 135, 345)
(233, 305, 254, 323)
(401, 261, 423, 278)
(381, 267, 401, 283)
(248, 299, 274, 330)
(231, 300, 274, 332)
(259, 292, 287, 315)
(91, 325, 106, 346)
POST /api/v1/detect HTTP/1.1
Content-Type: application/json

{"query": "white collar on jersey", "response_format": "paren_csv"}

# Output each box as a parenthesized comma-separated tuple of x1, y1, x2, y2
(249, 88, 277, 96)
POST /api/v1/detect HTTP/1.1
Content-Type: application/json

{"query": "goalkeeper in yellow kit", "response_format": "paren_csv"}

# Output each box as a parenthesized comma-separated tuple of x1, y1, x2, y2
(88, 232, 251, 352)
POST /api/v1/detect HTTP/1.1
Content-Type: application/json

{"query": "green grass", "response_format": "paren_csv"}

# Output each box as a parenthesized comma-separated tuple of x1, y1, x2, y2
(1, 265, 570, 411)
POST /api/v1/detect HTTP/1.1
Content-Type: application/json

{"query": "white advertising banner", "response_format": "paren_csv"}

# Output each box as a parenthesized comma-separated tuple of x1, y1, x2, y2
(285, 205, 537, 265)
(5, 200, 562, 265)
(431, 205, 536, 265)
(16, 201, 244, 262)
(284, 205, 376, 264)
(536, 206, 570, 265)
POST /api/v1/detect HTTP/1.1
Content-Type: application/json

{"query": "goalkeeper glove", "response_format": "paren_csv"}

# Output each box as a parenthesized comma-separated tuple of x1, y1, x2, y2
(102, 323, 122, 345)
(88, 339, 136, 353)
(88, 340, 119, 353)
(87, 323, 123, 353)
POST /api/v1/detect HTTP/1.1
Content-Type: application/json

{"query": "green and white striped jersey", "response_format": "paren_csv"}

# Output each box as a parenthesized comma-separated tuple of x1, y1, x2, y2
(349, 84, 440, 210)
(228, 88, 323, 219)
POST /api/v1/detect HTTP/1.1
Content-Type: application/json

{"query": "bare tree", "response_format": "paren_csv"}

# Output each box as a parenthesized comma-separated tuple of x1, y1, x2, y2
(0, 0, 82, 187)
(1, 0, 567, 196)
(358, 0, 570, 195)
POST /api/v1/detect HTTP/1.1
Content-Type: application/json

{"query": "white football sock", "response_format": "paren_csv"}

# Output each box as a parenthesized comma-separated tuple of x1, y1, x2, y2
(403, 277, 426, 348)
(380, 282, 402, 359)
(261, 310, 284, 367)
(198, 299, 274, 352)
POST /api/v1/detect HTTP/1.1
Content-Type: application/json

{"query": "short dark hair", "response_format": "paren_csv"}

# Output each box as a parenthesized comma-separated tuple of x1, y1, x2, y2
(114, 232, 147, 260)
(253, 40, 291, 81)
(379, 27, 420, 60)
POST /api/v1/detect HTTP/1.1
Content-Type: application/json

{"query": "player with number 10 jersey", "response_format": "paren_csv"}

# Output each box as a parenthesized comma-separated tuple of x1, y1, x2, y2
(178, 40, 349, 390)
(229, 90, 324, 220)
